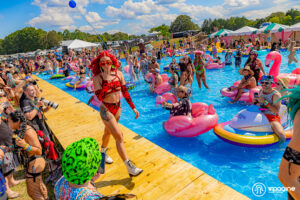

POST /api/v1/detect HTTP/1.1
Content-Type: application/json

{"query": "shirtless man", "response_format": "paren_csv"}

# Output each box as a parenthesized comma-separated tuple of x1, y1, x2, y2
(148, 57, 160, 73)
(228, 66, 257, 104)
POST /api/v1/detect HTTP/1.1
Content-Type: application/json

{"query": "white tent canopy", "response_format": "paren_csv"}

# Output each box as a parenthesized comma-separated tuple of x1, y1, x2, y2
(287, 23, 300, 32)
(229, 26, 257, 36)
(62, 39, 98, 49)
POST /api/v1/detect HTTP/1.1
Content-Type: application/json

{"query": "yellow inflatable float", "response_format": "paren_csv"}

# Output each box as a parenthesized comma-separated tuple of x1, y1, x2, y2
(208, 42, 224, 53)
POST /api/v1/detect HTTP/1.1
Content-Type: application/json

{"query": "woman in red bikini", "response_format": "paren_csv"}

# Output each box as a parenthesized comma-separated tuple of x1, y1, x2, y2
(90, 51, 143, 176)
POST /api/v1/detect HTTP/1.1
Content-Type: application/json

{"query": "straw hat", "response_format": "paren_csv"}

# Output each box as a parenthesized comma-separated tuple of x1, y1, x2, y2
(239, 66, 254, 76)
(277, 77, 290, 88)
(175, 85, 188, 94)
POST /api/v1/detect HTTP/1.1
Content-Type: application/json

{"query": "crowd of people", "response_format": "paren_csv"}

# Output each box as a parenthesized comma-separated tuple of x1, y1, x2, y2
(0, 33, 298, 199)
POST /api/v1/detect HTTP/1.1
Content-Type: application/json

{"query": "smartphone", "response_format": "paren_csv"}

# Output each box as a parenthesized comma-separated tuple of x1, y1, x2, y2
(97, 152, 105, 174)
(254, 92, 258, 98)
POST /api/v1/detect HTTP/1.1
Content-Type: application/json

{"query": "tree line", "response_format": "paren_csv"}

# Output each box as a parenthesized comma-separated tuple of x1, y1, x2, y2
(0, 28, 144, 55)
(149, 9, 300, 36)
(1, 8, 299, 55)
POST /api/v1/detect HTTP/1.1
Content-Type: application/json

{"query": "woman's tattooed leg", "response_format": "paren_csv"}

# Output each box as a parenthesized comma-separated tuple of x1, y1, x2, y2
(100, 105, 113, 121)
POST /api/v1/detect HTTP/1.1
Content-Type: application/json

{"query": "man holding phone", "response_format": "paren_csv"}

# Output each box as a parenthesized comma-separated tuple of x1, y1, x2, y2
(253, 75, 286, 144)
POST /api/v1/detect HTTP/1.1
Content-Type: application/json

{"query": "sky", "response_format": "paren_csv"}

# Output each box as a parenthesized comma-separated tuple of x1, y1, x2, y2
(0, 0, 300, 38)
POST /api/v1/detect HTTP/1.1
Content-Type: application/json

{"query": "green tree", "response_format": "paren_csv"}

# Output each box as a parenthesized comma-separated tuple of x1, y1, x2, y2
(267, 12, 285, 21)
(45, 30, 62, 49)
(269, 16, 280, 23)
(2, 27, 46, 54)
(295, 16, 300, 23)
(281, 15, 293, 25)
(149, 24, 170, 37)
(63, 29, 71, 40)
(0, 39, 4, 55)
(286, 8, 300, 23)
(170, 15, 198, 33)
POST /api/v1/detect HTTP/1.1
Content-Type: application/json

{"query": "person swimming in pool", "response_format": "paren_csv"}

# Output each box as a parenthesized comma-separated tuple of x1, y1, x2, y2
(228, 66, 256, 104)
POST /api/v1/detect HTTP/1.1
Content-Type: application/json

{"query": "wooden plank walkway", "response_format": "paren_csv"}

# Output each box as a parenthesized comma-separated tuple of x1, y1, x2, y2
(35, 76, 249, 200)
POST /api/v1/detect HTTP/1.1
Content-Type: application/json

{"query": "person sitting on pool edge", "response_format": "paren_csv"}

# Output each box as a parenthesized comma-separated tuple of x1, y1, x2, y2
(150, 68, 162, 93)
(161, 86, 192, 117)
(253, 75, 286, 144)
(228, 66, 256, 104)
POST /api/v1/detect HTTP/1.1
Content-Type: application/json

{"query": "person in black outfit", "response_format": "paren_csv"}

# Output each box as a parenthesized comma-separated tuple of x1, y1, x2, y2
(19, 84, 50, 138)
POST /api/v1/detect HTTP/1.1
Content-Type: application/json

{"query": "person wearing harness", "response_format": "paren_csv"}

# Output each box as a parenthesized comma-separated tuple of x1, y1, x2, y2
(278, 86, 300, 200)
(90, 51, 142, 176)
(253, 75, 286, 144)
(8, 110, 47, 200)
(194, 51, 209, 90)
(245, 50, 266, 85)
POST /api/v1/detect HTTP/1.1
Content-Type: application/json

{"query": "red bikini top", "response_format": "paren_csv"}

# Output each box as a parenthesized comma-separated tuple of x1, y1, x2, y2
(101, 73, 121, 96)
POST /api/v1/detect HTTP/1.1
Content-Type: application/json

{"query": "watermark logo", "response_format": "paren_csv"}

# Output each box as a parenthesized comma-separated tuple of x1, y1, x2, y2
(252, 183, 295, 197)
(252, 183, 267, 197)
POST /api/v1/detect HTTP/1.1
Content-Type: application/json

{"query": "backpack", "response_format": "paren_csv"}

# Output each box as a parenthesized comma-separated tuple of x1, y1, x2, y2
(37, 130, 59, 160)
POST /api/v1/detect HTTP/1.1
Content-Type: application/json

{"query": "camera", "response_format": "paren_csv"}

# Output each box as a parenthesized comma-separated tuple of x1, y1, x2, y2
(40, 98, 59, 109)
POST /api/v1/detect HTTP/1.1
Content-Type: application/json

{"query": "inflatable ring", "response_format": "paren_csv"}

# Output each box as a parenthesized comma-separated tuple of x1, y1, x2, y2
(65, 82, 87, 89)
(126, 82, 135, 91)
(214, 105, 293, 147)
(50, 74, 65, 79)
(214, 122, 292, 147)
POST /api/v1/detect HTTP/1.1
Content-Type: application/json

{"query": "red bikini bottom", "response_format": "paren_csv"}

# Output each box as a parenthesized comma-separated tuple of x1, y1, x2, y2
(103, 101, 121, 116)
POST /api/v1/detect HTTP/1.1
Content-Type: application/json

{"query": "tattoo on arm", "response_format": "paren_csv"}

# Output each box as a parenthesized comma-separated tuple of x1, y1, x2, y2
(100, 106, 113, 121)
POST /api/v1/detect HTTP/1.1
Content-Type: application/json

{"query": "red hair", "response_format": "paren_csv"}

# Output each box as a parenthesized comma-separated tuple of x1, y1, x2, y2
(89, 51, 119, 76)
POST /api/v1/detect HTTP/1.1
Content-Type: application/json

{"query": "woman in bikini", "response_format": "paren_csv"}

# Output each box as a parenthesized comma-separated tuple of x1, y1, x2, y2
(194, 51, 209, 89)
(8, 110, 47, 200)
(278, 86, 300, 200)
(244, 50, 266, 85)
(90, 51, 142, 176)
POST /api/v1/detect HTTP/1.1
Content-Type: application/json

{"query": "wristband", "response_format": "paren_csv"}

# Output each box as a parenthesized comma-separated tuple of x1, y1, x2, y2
(23, 143, 29, 150)
(26, 145, 32, 152)
(263, 100, 269, 107)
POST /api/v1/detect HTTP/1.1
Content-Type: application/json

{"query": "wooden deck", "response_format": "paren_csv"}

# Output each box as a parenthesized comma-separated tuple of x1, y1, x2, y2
(35, 76, 249, 200)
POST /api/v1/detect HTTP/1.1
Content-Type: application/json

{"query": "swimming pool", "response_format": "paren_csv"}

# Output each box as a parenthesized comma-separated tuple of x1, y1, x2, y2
(38, 51, 299, 200)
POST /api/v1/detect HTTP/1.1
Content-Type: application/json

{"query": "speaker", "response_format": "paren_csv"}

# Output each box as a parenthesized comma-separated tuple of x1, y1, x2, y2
(62, 46, 68, 55)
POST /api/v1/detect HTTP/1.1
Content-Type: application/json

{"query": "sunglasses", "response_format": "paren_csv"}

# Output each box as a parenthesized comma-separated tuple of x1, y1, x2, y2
(260, 81, 271, 85)
(99, 60, 112, 66)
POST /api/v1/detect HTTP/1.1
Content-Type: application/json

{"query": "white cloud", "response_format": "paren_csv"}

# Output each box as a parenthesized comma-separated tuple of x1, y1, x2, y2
(170, 3, 225, 21)
(224, 0, 260, 7)
(59, 25, 77, 31)
(156, 0, 185, 4)
(79, 25, 94, 32)
(106, 0, 168, 19)
(28, 0, 116, 32)
(91, 0, 106, 4)
(85, 12, 102, 23)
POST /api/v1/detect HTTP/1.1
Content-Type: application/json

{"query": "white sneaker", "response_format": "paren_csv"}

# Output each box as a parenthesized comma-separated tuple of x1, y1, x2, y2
(101, 148, 113, 164)
(125, 160, 143, 176)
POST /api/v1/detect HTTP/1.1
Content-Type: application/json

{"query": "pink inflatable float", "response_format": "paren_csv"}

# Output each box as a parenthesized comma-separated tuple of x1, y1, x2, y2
(163, 102, 219, 137)
(156, 93, 178, 105)
(205, 54, 225, 69)
(220, 80, 261, 103)
(265, 51, 282, 84)
(277, 72, 300, 86)
(145, 73, 171, 95)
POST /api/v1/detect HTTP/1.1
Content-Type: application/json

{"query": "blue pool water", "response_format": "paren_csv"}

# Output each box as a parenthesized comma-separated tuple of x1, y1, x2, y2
(38, 51, 299, 199)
